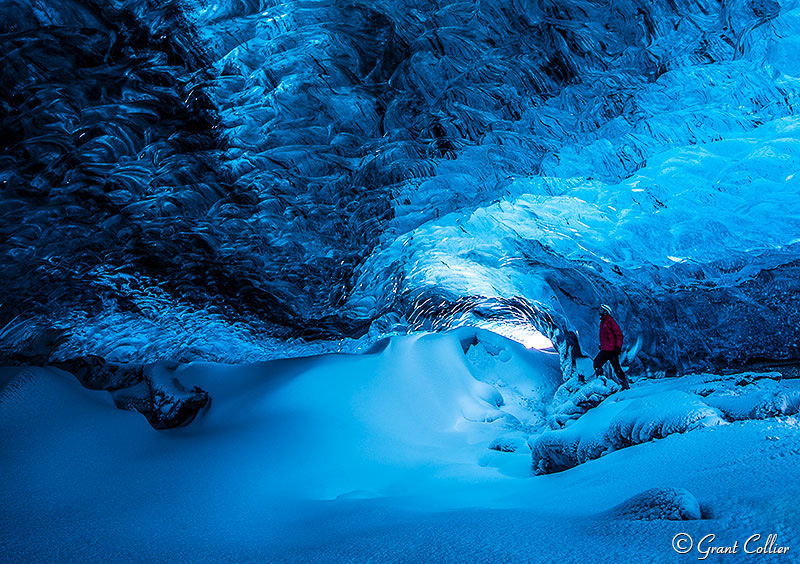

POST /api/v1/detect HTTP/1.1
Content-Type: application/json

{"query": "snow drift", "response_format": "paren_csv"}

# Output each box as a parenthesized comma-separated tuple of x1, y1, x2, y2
(3, 331, 800, 562)
(0, 329, 560, 502)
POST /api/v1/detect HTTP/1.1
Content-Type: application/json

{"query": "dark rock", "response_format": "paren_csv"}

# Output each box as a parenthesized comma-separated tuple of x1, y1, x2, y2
(56, 357, 210, 430)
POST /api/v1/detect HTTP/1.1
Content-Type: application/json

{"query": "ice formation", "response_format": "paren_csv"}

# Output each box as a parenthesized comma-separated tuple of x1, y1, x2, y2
(2, 0, 800, 379)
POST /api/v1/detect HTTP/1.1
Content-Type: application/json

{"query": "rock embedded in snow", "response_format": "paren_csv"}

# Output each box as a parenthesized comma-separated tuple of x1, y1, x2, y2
(488, 434, 528, 453)
(55, 356, 210, 430)
(112, 377, 210, 431)
(607, 487, 702, 521)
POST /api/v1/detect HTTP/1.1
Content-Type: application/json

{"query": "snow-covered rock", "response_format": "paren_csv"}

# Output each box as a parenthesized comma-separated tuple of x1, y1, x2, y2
(606, 487, 702, 521)
(54, 356, 210, 430)
(547, 372, 620, 429)
(532, 390, 727, 474)
(695, 373, 800, 421)
(531, 372, 800, 474)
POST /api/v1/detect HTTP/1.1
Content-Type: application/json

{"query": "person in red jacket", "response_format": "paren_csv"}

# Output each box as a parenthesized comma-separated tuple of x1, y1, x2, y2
(594, 304, 630, 390)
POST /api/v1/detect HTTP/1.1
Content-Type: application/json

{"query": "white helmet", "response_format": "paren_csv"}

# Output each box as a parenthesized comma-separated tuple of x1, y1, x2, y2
(601, 304, 613, 315)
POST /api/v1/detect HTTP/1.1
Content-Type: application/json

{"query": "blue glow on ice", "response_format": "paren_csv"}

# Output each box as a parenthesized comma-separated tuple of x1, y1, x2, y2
(1, 0, 799, 376)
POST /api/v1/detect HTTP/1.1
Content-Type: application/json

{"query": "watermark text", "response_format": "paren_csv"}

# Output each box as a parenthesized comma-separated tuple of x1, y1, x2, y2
(672, 533, 790, 559)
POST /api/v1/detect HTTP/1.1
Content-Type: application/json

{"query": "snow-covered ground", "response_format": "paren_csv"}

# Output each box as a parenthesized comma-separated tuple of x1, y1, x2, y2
(2, 329, 798, 563)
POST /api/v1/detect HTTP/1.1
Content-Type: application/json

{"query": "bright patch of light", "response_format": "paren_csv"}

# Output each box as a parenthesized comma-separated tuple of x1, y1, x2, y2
(482, 323, 554, 350)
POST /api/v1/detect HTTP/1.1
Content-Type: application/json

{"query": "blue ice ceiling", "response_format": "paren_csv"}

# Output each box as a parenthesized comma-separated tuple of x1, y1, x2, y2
(1, 0, 799, 375)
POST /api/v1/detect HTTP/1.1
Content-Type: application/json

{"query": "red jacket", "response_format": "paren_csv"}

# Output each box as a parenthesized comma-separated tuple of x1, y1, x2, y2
(599, 315, 624, 351)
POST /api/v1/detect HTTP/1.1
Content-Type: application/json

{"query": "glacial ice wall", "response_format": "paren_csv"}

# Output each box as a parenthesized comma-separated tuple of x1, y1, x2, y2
(1, 0, 799, 374)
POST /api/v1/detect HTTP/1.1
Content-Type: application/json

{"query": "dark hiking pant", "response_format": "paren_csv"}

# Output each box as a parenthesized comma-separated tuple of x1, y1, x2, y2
(594, 350, 630, 389)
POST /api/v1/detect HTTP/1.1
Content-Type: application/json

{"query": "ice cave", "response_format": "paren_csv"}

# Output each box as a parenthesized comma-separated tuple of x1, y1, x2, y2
(2, 0, 800, 561)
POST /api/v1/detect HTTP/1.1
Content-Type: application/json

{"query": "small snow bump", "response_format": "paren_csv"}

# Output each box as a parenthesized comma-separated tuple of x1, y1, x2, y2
(488, 436, 526, 453)
(608, 487, 703, 521)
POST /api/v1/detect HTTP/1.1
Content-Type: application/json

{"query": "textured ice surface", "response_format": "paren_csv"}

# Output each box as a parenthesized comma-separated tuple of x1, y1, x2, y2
(2, 0, 800, 376)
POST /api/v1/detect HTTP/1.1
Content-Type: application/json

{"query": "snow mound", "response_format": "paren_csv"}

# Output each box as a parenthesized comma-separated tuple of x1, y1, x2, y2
(532, 372, 800, 474)
(531, 390, 727, 474)
(0, 328, 562, 501)
(607, 487, 702, 521)
(457, 327, 561, 431)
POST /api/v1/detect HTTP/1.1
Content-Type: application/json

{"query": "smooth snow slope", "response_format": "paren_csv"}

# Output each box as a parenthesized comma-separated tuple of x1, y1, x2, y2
(2, 330, 799, 563)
